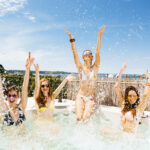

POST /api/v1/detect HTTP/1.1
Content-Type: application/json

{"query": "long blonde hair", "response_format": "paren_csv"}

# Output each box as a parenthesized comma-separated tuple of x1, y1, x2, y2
(36, 78, 52, 108)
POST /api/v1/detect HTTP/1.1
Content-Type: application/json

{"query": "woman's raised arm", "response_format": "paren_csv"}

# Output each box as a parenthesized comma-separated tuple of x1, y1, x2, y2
(20, 57, 34, 113)
(137, 73, 150, 118)
(34, 64, 40, 100)
(52, 74, 74, 100)
(94, 25, 106, 69)
(114, 62, 128, 105)
(64, 30, 82, 72)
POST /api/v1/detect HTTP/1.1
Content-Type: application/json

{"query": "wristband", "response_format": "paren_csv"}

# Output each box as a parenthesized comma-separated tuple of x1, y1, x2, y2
(70, 39, 75, 42)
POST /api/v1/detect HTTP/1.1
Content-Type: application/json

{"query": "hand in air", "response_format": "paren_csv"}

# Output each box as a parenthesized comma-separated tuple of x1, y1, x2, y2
(34, 64, 39, 72)
(64, 30, 74, 39)
(121, 62, 128, 72)
(26, 57, 34, 69)
(99, 25, 106, 35)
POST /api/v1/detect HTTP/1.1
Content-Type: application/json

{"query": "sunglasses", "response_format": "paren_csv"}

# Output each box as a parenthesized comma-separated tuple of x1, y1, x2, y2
(41, 84, 49, 88)
(7, 94, 17, 98)
(83, 51, 93, 56)
(128, 95, 137, 100)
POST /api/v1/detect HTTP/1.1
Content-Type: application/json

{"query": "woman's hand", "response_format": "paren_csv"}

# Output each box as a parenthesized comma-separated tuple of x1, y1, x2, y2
(98, 25, 106, 36)
(34, 64, 39, 72)
(64, 30, 74, 39)
(114, 62, 128, 88)
(121, 62, 128, 72)
(26, 57, 34, 70)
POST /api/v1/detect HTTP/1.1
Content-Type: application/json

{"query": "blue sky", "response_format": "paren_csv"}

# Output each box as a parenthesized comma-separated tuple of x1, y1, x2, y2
(0, 0, 150, 74)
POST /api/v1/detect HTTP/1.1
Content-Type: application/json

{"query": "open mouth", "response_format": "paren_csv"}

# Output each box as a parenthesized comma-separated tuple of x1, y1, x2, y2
(130, 99, 136, 104)
(10, 100, 15, 103)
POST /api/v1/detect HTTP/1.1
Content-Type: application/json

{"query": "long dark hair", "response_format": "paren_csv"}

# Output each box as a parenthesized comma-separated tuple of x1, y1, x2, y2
(122, 86, 140, 116)
(36, 78, 52, 108)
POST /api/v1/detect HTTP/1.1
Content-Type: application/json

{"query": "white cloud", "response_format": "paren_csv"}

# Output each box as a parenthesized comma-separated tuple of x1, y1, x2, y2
(0, 34, 72, 71)
(24, 12, 35, 22)
(0, 0, 26, 16)
(0, 48, 56, 71)
(0, 35, 28, 67)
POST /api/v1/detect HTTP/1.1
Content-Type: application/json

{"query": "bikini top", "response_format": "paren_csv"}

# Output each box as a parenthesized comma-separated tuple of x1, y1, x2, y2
(121, 111, 136, 122)
(39, 101, 54, 111)
(3, 107, 25, 126)
(79, 70, 96, 81)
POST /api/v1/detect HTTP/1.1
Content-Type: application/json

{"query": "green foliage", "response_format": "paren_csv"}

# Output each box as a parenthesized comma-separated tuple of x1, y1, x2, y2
(1, 74, 67, 99)
(0, 64, 5, 74)
(2, 74, 24, 95)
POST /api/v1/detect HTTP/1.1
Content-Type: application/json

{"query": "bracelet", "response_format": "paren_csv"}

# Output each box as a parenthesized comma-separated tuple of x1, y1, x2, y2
(70, 39, 75, 43)
(146, 83, 150, 86)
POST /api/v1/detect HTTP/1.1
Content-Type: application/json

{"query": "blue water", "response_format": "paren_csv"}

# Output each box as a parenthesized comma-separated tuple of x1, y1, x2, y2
(40, 73, 141, 79)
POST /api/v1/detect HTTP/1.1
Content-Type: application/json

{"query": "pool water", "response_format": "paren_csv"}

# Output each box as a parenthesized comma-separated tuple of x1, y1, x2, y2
(0, 106, 150, 150)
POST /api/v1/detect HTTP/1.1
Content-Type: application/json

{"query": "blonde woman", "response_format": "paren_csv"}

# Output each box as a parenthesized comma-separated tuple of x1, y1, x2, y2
(65, 25, 106, 121)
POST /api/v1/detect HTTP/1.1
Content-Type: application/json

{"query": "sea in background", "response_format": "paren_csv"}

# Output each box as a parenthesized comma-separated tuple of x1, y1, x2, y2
(39, 73, 141, 79)
(7, 70, 142, 79)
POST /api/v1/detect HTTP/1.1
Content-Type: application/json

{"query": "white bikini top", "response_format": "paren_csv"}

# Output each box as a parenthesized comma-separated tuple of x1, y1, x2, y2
(79, 70, 96, 81)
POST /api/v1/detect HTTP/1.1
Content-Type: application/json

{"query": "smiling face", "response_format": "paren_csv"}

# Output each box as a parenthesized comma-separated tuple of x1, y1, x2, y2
(40, 80, 50, 97)
(82, 50, 93, 62)
(6, 90, 19, 107)
(128, 90, 138, 104)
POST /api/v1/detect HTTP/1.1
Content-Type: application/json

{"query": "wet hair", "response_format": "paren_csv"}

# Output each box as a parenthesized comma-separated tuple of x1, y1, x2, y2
(122, 86, 140, 117)
(5, 86, 19, 96)
(35, 78, 52, 108)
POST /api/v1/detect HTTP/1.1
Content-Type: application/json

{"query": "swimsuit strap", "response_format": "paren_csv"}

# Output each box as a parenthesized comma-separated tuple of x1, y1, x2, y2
(80, 70, 87, 80)
(3, 107, 25, 126)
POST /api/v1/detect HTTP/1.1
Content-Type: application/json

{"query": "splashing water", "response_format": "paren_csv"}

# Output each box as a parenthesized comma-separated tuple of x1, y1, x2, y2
(0, 106, 150, 150)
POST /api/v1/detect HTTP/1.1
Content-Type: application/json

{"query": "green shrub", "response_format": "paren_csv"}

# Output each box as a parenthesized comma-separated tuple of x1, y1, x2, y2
(1, 73, 66, 100)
